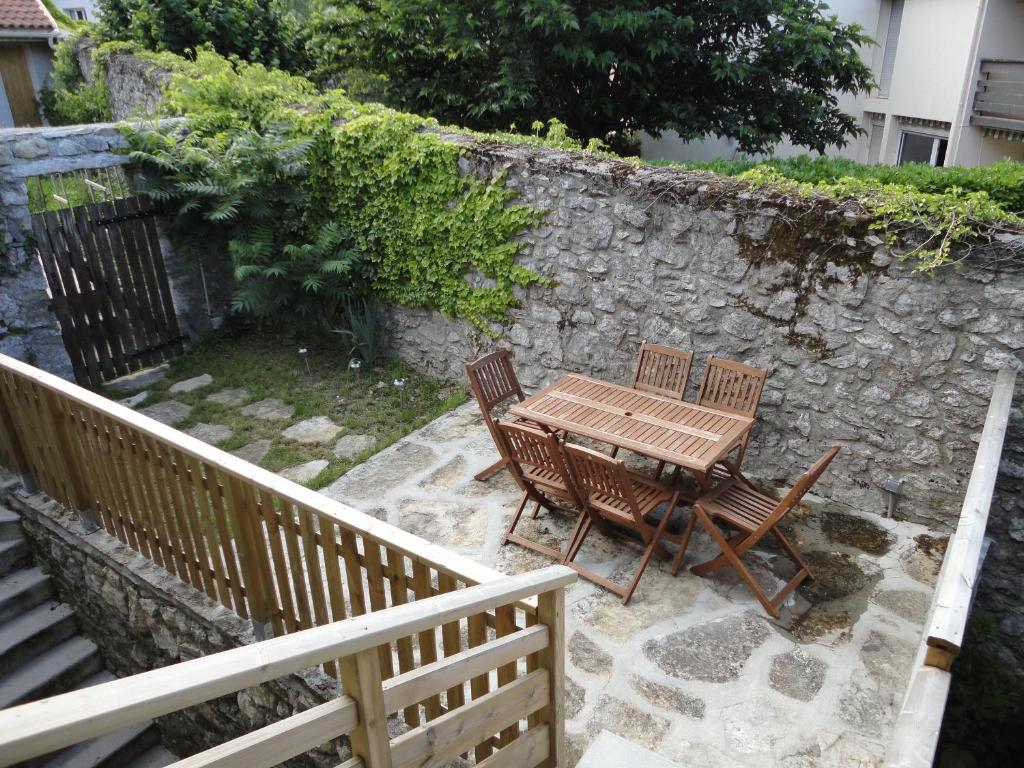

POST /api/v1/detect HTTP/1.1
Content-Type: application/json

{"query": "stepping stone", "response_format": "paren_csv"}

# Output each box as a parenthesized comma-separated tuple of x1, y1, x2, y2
(231, 439, 272, 464)
(629, 676, 705, 719)
(279, 459, 329, 484)
(334, 434, 376, 459)
(240, 398, 295, 421)
(118, 391, 149, 409)
(106, 364, 168, 391)
(139, 400, 192, 426)
(186, 423, 233, 445)
(169, 373, 213, 394)
(768, 648, 826, 701)
(282, 416, 342, 444)
(206, 387, 249, 407)
(568, 631, 612, 678)
(643, 612, 770, 683)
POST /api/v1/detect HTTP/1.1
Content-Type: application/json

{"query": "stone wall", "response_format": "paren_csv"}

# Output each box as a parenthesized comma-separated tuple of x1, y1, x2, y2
(388, 142, 1024, 667)
(0, 122, 228, 381)
(1, 473, 347, 766)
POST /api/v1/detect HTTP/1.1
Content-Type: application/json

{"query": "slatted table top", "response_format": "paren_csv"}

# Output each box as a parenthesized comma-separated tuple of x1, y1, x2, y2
(511, 374, 754, 473)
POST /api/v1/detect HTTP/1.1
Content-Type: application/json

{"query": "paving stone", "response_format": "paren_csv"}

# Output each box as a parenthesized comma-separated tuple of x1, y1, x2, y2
(629, 675, 705, 719)
(859, 630, 915, 690)
(169, 373, 214, 394)
(118, 391, 148, 408)
(780, 733, 886, 768)
(280, 459, 329, 484)
(106, 364, 169, 390)
(643, 612, 770, 683)
(565, 677, 586, 720)
(139, 400, 192, 426)
(586, 695, 671, 751)
(231, 439, 272, 464)
(837, 679, 891, 737)
(576, 731, 680, 768)
(821, 510, 895, 555)
(206, 387, 250, 407)
(721, 697, 797, 757)
(281, 416, 342, 444)
(240, 398, 295, 421)
(333, 434, 376, 459)
(768, 648, 827, 701)
(567, 631, 612, 678)
(398, 499, 488, 548)
(575, 563, 701, 643)
(323, 443, 437, 499)
(900, 534, 948, 586)
(186, 422, 234, 445)
(872, 589, 931, 624)
(670, 740, 735, 768)
(418, 455, 468, 491)
(415, 405, 485, 441)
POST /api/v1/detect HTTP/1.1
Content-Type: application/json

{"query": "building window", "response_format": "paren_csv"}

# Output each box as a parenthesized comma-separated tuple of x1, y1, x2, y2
(898, 131, 948, 166)
(64, 8, 88, 21)
(877, 0, 905, 97)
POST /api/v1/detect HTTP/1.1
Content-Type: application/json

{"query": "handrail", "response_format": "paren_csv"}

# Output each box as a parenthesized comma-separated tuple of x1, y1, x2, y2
(0, 566, 575, 766)
(884, 366, 1017, 768)
(0, 352, 505, 591)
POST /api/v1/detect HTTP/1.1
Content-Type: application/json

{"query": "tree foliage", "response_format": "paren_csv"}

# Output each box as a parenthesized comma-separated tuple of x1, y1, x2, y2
(307, 0, 875, 154)
(97, 0, 303, 69)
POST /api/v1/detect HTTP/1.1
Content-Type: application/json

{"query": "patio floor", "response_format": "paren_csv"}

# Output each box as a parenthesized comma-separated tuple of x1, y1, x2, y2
(319, 402, 948, 768)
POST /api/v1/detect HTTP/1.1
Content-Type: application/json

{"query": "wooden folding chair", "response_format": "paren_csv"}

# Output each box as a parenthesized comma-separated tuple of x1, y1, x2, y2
(695, 355, 768, 481)
(562, 443, 691, 605)
(496, 420, 587, 562)
(465, 349, 529, 481)
(684, 446, 840, 618)
(612, 341, 694, 477)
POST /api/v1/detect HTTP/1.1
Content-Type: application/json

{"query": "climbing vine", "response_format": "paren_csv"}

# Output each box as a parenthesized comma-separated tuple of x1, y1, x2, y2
(122, 50, 545, 331)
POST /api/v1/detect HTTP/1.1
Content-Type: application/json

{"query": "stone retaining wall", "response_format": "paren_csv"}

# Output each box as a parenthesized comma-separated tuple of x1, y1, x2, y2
(1, 474, 347, 766)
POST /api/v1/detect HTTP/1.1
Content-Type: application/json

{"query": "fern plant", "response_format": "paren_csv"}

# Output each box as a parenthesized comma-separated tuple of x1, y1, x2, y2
(126, 120, 368, 328)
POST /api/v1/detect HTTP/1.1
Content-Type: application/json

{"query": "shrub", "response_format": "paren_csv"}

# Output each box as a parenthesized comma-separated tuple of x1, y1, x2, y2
(40, 36, 110, 125)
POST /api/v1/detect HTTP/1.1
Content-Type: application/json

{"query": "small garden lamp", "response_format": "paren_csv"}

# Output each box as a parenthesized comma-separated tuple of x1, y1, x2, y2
(394, 377, 407, 406)
(299, 347, 311, 377)
(349, 357, 362, 384)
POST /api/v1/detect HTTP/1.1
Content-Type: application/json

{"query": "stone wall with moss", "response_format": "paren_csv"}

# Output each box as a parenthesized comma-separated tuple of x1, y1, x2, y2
(388, 143, 1024, 668)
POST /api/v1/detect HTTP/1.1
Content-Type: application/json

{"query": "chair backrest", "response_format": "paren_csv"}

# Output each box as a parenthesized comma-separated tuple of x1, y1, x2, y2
(562, 442, 643, 527)
(769, 446, 841, 525)
(465, 349, 525, 418)
(631, 341, 694, 400)
(696, 356, 768, 418)
(495, 420, 579, 502)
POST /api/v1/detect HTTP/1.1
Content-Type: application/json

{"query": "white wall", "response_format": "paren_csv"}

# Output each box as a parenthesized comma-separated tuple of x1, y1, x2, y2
(57, 1, 101, 22)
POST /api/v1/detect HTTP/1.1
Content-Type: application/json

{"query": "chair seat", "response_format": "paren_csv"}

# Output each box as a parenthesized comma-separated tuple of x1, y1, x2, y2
(589, 472, 677, 523)
(697, 478, 778, 533)
(523, 464, 575, 501)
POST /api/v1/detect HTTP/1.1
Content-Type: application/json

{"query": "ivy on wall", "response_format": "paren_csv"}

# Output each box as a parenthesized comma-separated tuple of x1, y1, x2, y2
(121, 50, 545, 331)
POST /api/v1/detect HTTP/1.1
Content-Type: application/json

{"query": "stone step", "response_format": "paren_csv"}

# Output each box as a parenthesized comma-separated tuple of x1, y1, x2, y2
(0, 566, 54, 624)
(0, 635, 101, 709)
(38, 720, 159, 768)
(0, 600, 78, 677)
(126, 746, 179, 768)
(0, 507, 21, 539)
(575, 731, 682, 768)
(0, 536, 29, 577)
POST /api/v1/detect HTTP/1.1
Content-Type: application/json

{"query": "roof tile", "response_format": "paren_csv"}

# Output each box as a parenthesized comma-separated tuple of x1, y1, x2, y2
(0, 0, 57, 31)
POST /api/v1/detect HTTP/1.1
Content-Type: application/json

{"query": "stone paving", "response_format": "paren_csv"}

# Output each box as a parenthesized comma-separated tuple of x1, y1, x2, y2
(317, 402, 947, 768)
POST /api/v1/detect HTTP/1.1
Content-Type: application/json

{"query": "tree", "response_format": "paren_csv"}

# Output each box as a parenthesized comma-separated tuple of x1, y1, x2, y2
(308, 0, 875, 154)
(97, 0, 303, 70)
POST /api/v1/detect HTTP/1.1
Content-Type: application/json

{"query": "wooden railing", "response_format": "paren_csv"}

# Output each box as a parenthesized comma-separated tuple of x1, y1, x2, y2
(884, 366, 1017, 768)
(971, 59, 1024, 131)
(0, 352, 575, 765)
(0, 565, 575, 767)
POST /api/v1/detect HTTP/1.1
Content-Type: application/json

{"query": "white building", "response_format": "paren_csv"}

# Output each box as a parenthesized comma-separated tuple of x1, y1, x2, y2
(57, 1, 99, 23)
(641, 0, 1024, 168)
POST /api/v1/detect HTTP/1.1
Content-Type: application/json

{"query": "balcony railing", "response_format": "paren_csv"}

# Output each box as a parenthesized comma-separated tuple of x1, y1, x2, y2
(971, 59, 1024, 131)
(0, 352, 576, 767)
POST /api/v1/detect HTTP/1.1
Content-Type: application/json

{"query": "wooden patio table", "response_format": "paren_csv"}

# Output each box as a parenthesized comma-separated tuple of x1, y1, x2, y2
(510, 373, 754, 492)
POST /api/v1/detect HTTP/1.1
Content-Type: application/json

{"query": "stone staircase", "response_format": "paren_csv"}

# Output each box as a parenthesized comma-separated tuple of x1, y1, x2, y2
(0, 505, 177, 767)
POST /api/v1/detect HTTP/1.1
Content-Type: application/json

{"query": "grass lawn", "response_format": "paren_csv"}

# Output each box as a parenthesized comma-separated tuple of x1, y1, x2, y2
(101, 330, 466, 490)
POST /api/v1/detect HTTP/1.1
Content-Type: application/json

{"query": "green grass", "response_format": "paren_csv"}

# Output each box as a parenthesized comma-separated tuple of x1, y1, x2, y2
(101, 329, 466, 489)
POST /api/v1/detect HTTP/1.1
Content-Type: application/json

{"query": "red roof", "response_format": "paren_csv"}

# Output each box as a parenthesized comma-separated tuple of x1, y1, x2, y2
(0, 0, 56, 31)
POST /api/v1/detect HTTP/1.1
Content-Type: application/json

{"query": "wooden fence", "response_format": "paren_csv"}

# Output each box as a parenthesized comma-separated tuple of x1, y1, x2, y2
(0, 566, 575, 768)
(0, 353, 574, 766)
(884, 366, 1017, 768)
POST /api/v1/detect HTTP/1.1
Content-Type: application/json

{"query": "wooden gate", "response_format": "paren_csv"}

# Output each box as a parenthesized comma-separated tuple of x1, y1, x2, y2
(31, 177, 185, 388)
